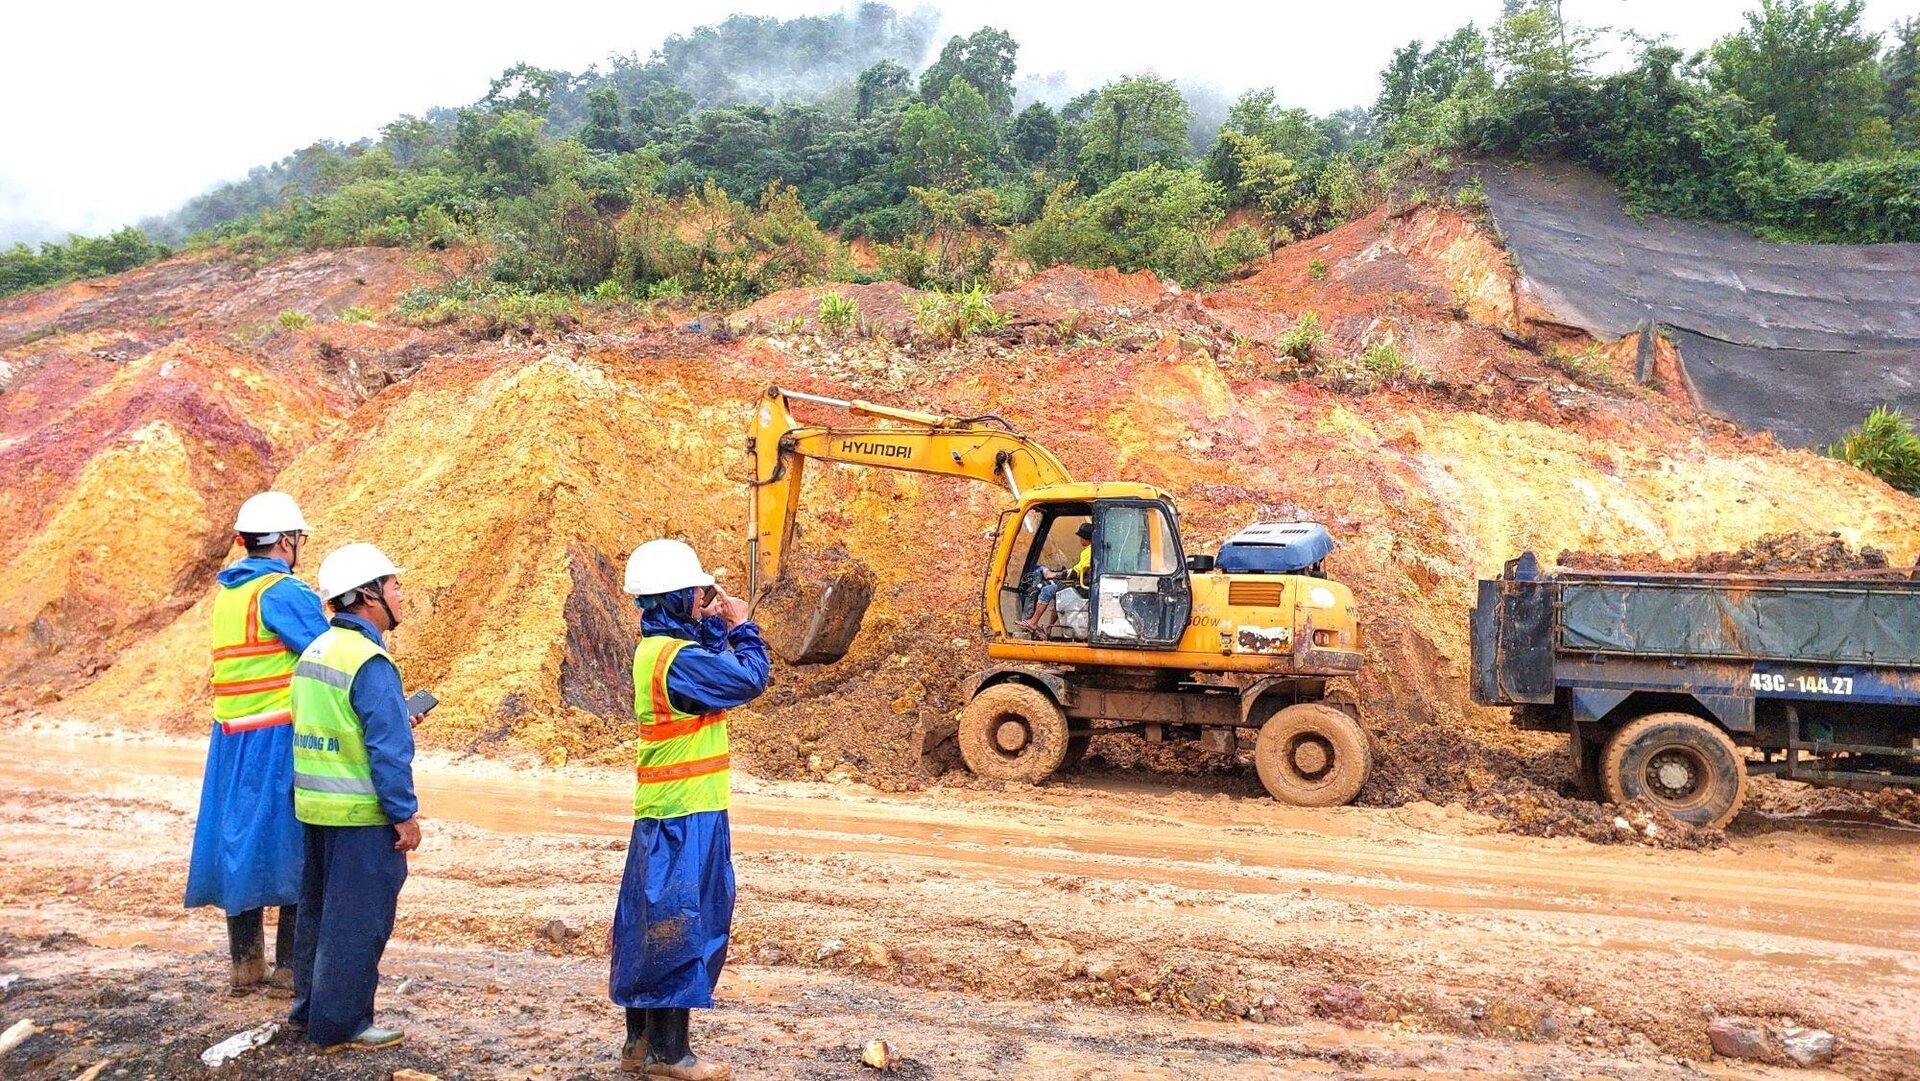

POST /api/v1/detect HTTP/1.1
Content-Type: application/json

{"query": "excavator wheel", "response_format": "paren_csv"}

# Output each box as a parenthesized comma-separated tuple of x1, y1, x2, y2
(1601, 712, 1747, 829)
(1255, 704, 1372, 807)
(958, 683, 1072, 783)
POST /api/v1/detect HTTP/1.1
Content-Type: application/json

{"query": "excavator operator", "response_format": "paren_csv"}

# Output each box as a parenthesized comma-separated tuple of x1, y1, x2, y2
(1015, 521, 1092, 637)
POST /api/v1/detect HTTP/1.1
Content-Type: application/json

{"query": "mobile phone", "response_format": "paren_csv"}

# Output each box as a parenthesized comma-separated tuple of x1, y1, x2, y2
(406, 689, 438, 718)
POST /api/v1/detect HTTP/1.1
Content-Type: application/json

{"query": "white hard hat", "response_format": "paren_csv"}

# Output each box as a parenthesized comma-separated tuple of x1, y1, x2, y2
(623, 538, 715, 596)
(234, 491, 309, 535)
(317, 542, 403, 602)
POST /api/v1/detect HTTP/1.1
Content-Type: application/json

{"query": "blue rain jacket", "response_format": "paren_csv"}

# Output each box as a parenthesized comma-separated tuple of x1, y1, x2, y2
(610, 588, 768, 1007)
(184, 557, 329, 914)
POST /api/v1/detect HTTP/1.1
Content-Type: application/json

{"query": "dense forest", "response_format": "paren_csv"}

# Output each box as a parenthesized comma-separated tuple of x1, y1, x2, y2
(3, 0, 1917, 301)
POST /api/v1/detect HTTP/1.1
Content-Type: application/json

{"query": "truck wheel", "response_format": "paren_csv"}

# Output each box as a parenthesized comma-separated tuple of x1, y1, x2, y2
(959, 683, 1071, 783)
(1600, 713, 1747, 829)
(1255, 704, 1371, 807)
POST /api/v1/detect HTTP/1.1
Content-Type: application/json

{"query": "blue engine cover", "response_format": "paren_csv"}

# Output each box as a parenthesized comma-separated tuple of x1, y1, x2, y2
(1216, 522, 1335, 574)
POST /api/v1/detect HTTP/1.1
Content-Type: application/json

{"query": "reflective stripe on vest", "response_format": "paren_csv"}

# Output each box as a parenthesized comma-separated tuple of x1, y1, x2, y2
(290, 627, 392, 827)
(631, 635, 730, 819)
(209, 573, 298, 734)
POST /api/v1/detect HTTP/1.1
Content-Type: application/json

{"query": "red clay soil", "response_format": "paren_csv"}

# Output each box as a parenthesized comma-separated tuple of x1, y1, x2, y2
(9, 205, 1920, 845)
(1558, 531, 1899, 576)
(989, 266, 1169, 325)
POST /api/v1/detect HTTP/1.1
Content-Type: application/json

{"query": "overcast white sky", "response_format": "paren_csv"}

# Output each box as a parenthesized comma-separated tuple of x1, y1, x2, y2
(1, 0, 1911, 244)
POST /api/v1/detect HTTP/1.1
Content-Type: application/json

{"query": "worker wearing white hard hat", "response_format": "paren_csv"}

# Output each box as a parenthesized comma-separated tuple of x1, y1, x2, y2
(285, 542, 420, 1053)
(186, 491, 330, 994)
(608, 538, 769, 1079)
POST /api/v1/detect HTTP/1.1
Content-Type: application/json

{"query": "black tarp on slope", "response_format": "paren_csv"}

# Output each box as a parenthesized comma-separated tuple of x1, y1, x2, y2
(1480, 163, 1920, 448)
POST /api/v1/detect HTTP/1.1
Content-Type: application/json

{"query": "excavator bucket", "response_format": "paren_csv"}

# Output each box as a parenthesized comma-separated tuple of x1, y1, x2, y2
(756, 546, 875, 665)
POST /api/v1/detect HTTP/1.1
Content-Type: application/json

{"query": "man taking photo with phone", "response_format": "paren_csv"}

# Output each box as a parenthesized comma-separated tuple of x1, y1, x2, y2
(610, 538, 770, 1079)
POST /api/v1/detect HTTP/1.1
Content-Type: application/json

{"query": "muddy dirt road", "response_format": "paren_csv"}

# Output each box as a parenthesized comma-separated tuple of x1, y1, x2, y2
(1, 724, 1915, 1079)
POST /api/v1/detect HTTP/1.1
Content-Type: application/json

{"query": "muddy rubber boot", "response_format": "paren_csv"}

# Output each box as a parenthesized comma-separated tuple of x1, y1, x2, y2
(322, 1024, 405, 1053)
(619, 1008, 652, 1073)
(227, 909, 267, 993)
(267, 905, 297, 997)
(645, 1008, 729, 1081)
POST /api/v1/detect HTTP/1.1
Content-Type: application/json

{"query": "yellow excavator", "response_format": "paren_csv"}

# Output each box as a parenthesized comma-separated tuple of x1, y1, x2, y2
(747, 386, 1372, 805)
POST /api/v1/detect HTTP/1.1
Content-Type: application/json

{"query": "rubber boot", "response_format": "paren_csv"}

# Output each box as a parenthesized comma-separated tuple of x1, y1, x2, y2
(227, 909, 267, 992)
(267, 905, 297, 996)
(620, 1008, 651, 1074)
(645, 1008, 729, 1080)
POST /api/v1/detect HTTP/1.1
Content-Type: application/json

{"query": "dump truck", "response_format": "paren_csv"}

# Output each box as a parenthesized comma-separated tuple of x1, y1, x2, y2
(747, 387, 1372, 806)
(1472, 551, 1920, 827)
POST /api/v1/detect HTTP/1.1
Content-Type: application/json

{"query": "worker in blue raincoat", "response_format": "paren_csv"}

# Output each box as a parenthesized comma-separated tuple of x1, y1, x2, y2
(186, 491, 329, 992)
(612, 539, 770, 1080)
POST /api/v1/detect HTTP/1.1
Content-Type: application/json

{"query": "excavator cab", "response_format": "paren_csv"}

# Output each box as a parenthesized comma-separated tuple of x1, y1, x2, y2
(996, 496, 1191, 648)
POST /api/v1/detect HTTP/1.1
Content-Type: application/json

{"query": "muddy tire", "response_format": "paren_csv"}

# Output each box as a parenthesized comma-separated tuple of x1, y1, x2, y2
(1600, 713, 1746, 829)
(1255, 704, 1371, 807)
(958, 684, 1071, 783)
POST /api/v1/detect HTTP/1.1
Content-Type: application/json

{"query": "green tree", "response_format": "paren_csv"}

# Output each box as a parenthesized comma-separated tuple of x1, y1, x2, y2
(1480, 5, 1600, 154)
(918, 27, 1019, 120)
(1078, 75, 1194, 188)
(453, 108, 547, 196)
(1204, 89, 1327, 199)
(1016, 164, 1232, 286)
(484, 63, 559, 116)
(897, 77, 996, 189)
(1375, 25, 1490, 124)
(1704, 0, 1887, 160)
(379, 115, 437, 168)
(855, 59, 911, 120)
(1009, 102, 1060, 164)
(581, 86, 632, 153)
(1881, 16, 1920, 146)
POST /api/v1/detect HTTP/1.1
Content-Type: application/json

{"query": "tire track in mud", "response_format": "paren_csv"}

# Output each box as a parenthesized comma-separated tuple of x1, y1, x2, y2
(4, 727, 1918, 1076)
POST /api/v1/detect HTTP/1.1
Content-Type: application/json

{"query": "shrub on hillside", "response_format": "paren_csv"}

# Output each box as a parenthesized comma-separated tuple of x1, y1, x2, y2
(1014, 165, 1262, 287)
(613, 180, 833, 302)
(1277, 311, 1325, 360)
(0, 228, 170, 298)
(912, 286, 1007, 342)
(1829, 406, 1920, 494)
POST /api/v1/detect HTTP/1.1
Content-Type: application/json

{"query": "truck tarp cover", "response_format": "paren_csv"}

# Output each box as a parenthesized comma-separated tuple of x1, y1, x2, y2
(1479, 163, 1920, 449)
(1559, 580, 1920, 666)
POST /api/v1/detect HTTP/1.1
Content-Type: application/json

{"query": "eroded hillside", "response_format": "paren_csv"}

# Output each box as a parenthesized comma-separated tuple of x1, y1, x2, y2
(7, 202, 1917, 821)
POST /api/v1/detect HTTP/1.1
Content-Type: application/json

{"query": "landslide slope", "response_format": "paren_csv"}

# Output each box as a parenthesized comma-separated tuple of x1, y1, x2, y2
(11, 207, 1920, 810)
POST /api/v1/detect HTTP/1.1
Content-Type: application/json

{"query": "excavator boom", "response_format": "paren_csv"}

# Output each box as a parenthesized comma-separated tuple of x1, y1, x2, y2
(747, 386, 1071, 598)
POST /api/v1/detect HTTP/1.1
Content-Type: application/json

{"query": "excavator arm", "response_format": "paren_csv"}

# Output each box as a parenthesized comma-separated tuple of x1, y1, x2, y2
(747, 386, 1072, 599)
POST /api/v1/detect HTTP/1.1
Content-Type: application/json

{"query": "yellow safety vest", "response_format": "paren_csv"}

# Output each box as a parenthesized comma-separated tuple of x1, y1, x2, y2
(631, 635, 731, 820)
(290, 627, 392, 827)
(210, 573, 298, 735)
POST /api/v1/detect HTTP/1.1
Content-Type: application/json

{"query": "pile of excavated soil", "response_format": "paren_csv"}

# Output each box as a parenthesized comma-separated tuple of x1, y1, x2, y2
(13, 207, 1920, 845)
(731, 281, 928, 336)
(1558, 530, 1900, 576)
(0, 339, 344, 705)
(987, 266, 1169, 325)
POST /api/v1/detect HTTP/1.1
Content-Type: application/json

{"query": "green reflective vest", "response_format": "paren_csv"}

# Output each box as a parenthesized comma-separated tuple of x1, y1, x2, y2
(210, 573, 297, 734)
(631, 635, 731, 820)
(290, 627, 392, 826)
